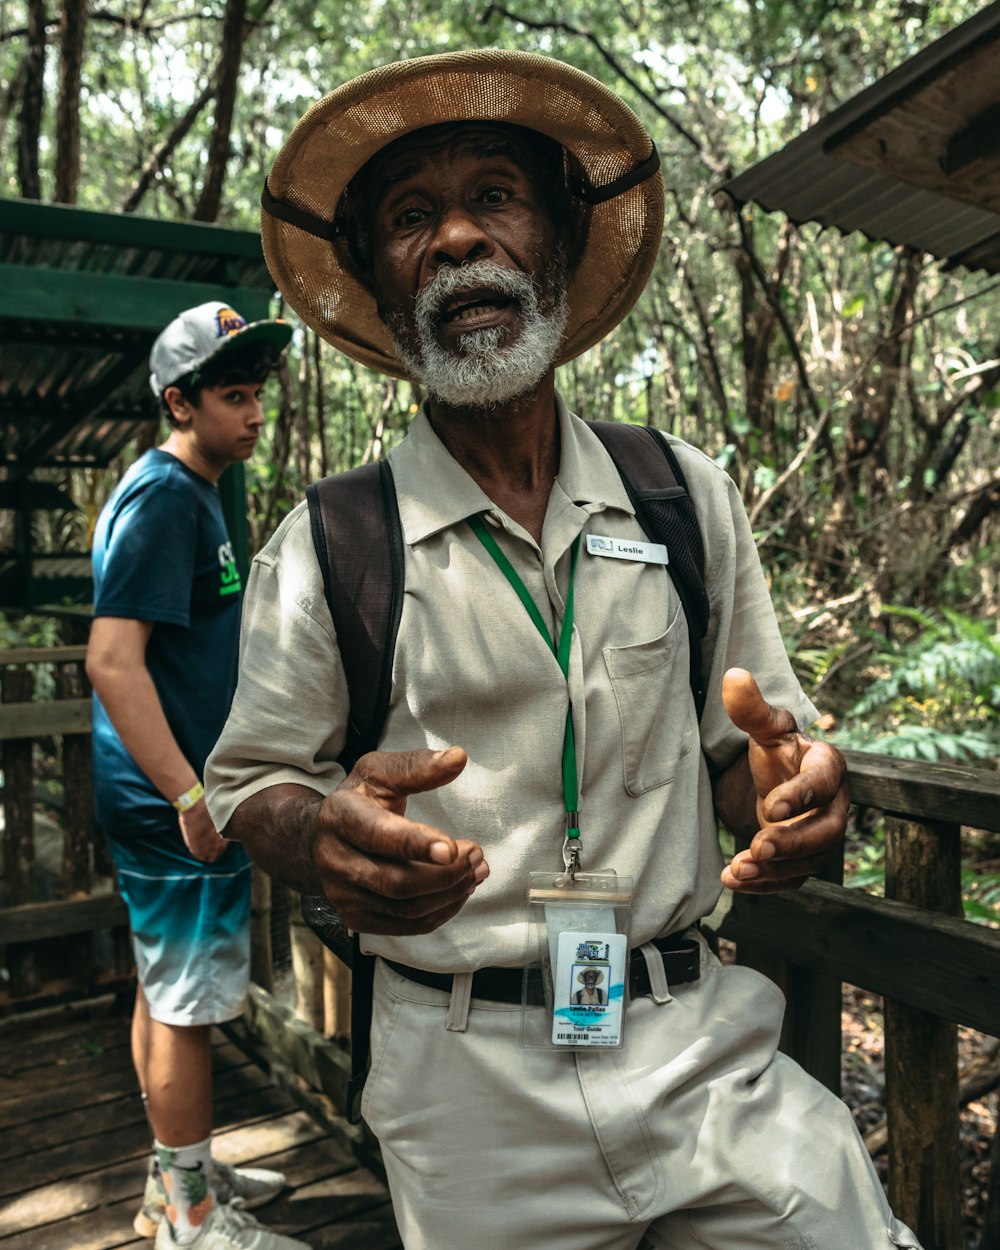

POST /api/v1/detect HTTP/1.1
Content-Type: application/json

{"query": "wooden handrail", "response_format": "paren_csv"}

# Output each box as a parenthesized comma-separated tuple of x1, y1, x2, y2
(0, 645, 88, 666)
(843, 746, 1000, 831)
(0, 699, 91, 739)
(706, 879, 1000, 1034)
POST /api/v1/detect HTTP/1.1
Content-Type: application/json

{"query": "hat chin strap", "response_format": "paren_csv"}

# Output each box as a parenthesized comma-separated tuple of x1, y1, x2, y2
(261, 181, 345, 240)
(569, 145, 660, 204)
(260, 143, 660, 239)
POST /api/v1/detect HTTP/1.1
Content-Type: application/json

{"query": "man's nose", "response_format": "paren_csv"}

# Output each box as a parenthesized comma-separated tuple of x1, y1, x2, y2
(247, 396, 265, 427)
(429, 203, 494, 268)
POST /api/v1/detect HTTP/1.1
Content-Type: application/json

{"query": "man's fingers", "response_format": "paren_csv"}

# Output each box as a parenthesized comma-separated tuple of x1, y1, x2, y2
(324, 869, 480, 927)
(760, 748, 849, 824)
(721, 668, 797, 745)
(721, 868, 812, 894)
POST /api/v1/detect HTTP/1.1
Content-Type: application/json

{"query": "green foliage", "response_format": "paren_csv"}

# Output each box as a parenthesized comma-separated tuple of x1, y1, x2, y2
(833, 607, 1000, 763)
(843, 824, 1000, 927)
(962, 867, 1000, 927)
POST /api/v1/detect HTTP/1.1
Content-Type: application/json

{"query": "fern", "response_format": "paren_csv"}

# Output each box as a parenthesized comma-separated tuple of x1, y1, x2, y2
(835, 607, 1000, 764)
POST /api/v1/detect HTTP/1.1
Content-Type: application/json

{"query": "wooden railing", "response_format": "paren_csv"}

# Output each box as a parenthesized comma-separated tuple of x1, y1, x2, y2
(2, 648, 997, 1247)
(704, 751, 1000, 1250)
(0, 645, 132, 1008)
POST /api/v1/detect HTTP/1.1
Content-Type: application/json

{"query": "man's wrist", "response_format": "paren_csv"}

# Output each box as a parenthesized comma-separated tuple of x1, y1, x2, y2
(172, 780, 205, 812)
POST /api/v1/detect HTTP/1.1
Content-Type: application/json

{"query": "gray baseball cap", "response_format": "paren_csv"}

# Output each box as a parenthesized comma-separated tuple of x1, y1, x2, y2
(149, 300, 293, 397)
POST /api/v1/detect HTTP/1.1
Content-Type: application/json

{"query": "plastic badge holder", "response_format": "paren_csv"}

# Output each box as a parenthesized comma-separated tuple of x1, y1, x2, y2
(521, 871, 633, 1050)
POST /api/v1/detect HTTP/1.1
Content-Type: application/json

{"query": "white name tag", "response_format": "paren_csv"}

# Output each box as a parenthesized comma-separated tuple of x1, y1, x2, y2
(586, 534, 669, 565)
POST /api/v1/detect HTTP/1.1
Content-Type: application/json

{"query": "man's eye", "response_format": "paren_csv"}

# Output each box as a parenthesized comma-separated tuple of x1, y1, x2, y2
(481, 186, 510, 205)
(395, 206, 425, 228)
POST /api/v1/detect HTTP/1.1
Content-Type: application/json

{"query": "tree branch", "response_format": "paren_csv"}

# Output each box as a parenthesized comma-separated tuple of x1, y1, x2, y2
(481, 4, 729, 178)
(120, 80, 215, 213)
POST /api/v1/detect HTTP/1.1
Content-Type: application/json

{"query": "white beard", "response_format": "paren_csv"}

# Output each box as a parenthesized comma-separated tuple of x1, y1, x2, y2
(388, 257, 569, 410)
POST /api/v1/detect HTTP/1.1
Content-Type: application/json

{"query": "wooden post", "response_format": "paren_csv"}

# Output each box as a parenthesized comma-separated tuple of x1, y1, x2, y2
(288, 891, 325, 1031)
(249, 865, 274, 993)
(980, 1120, 999, 1250)
(323, 946, 351, 1041)
(1, 665, 38, 996)
(54, 658, 92, 895)
(884, 816, 962, 1250)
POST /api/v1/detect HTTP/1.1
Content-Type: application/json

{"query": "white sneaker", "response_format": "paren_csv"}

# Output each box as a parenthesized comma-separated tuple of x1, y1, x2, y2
(153, 1198, 310, 1249)
(211, 1161, 286, 1210)
(134, 1160, 286, 1237)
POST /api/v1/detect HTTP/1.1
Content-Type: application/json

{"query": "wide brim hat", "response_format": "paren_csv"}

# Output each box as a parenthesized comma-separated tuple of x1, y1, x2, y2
(577, 969, 605, 984)
(261, 48, 664, 379)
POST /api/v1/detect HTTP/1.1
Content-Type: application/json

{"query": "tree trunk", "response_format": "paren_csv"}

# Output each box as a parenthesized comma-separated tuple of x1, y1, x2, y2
(0, 54, 29, 168)
(16, 0, 46, 200)
(54, 0, 87, 203)
(193, 0, 248, 222)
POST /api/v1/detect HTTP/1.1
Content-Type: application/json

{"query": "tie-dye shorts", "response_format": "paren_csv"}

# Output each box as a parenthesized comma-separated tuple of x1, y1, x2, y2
(103, 825, 252, 1026)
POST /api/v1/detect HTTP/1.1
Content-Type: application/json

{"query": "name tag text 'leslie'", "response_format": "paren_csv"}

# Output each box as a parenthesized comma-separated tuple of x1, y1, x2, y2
(585, 535, 669, 565)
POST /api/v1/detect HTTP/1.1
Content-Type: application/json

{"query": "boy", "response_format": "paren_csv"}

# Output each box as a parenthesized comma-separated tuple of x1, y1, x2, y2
(87, 302, 308, 1250)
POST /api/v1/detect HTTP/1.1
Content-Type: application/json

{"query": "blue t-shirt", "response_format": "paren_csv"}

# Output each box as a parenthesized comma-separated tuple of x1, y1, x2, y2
(91, 449, 244, 836)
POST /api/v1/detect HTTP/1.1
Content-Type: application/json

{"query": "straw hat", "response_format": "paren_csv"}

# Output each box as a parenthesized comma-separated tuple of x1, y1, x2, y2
(261, 48, 664, 379)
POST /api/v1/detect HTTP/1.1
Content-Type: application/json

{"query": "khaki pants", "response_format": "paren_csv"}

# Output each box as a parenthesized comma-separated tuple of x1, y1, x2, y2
(363, 936, 922, 1250)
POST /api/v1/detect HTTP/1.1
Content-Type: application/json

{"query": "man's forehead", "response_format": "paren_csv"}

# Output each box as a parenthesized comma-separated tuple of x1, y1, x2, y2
(365, 122, 552, 191)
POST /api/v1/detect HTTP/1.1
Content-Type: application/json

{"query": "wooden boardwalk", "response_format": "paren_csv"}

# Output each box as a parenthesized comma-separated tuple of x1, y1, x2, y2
(0, 996, 402, 1250)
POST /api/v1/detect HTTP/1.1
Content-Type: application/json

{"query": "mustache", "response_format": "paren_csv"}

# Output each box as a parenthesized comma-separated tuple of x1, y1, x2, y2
(414, 260, 538, 324)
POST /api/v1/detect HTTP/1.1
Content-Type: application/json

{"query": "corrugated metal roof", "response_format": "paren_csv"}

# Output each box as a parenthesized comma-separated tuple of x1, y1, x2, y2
(720, 3, 1000, 274)
(0, 198, 278, 471)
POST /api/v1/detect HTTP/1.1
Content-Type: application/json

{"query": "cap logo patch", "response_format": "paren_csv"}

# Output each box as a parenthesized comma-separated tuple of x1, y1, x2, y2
(215, 307, 247, 337)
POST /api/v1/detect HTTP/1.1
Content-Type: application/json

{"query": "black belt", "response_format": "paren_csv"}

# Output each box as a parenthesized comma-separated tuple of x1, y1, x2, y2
(384, 930, 700, 1006)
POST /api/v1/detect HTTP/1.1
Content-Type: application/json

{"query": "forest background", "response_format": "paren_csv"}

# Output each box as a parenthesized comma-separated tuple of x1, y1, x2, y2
(1, 1, 998, 855)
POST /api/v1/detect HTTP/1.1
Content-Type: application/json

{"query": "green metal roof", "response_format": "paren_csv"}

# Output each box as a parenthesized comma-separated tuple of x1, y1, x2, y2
(0, 198, 278, 612)
(0, 197, 277, 471)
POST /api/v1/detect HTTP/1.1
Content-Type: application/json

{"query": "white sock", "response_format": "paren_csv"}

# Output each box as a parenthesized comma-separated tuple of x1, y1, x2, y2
(154, 1135, 215, 1244)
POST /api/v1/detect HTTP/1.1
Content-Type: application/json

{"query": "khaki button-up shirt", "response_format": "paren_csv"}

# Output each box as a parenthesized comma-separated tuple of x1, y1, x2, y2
(206, 397, 816, 972)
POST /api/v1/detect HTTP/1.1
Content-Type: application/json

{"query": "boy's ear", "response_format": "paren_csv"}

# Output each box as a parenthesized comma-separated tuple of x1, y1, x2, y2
(163, 385, 195, 427)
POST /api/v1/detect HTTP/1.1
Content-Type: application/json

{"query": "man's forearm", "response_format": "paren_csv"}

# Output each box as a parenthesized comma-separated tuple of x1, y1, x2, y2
(712, 747, 759, 841)
(225, 782, 327, 896)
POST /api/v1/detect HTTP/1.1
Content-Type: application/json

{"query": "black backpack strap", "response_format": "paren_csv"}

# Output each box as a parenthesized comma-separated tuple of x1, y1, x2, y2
(303, 458, 404, 1123)
(306, 459, 404, 771)
(587, 421, 710, 719)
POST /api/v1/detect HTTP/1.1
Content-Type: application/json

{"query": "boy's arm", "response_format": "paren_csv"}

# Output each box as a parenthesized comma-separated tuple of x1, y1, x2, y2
(86, 615, 226, 862)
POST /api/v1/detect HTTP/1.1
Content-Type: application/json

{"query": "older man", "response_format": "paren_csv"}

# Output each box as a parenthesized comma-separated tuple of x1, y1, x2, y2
(206, 50, 921, 1250)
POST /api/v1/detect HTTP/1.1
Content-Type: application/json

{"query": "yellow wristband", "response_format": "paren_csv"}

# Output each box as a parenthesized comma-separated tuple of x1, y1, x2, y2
(172, 781, 205, 813)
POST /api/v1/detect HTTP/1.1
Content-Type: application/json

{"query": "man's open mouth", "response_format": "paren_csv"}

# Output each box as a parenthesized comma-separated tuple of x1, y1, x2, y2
(438, 289, 516, 325)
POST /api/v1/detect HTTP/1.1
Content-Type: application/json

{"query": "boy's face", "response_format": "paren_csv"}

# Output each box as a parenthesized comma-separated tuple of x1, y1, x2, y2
(165, 380, 266, 470)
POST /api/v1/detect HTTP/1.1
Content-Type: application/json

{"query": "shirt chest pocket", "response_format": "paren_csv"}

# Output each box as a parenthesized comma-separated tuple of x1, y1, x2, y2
(603, 611, 697, 796)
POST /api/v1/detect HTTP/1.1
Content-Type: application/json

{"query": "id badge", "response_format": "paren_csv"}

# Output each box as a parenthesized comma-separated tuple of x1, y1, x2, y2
(521, 871, 633, 1050)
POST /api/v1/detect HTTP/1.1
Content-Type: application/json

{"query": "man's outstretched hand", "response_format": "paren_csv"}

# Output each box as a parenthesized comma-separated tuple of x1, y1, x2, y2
(314, 745, 489, 935)
(719, 668, 848, 893)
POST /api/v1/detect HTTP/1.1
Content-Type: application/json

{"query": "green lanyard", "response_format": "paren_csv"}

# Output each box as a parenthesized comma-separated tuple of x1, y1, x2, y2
(468, 515, 583, 872)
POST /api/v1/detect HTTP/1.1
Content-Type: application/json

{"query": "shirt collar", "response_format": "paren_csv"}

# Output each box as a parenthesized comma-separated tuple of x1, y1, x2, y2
(388, 393, 637, 547)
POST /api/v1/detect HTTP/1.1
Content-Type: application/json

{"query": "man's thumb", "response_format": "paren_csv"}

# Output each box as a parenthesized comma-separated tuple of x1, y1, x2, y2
(347, 745, 469, 805)
(722, 668, 796, 745)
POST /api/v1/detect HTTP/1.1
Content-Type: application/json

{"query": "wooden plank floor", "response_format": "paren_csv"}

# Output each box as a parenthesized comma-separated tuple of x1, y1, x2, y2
(0, 996, 402, 1249)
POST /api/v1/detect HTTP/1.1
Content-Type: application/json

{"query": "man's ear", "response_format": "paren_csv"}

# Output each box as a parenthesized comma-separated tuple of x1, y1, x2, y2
(163, 385, 194, 428)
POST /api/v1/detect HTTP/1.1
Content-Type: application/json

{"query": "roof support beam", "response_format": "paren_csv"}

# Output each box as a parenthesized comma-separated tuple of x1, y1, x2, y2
(943, 103, 1000, 175)
(0, 195, 268, 260)
(0, 264, 273, 332)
